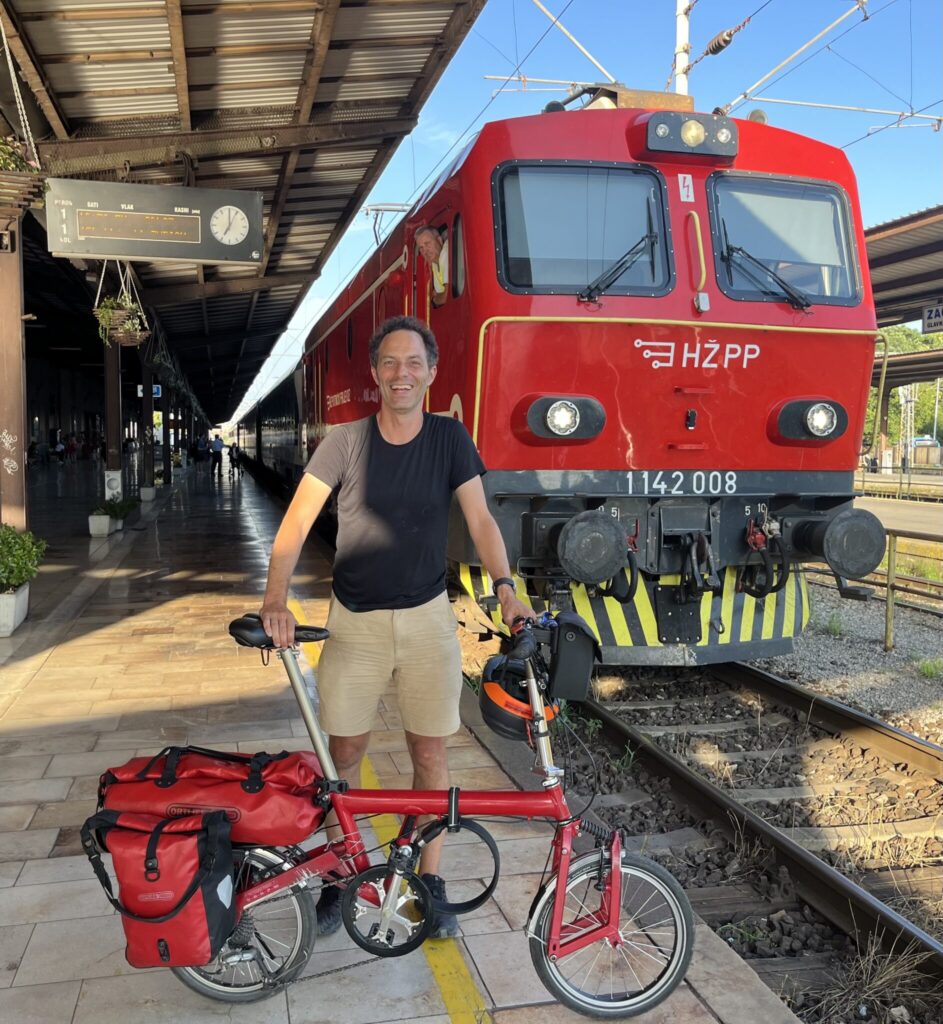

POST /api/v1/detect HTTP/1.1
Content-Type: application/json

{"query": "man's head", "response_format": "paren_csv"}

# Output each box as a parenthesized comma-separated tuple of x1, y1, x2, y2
(414, 225, 444, 266)
(368, 316, 438, 414)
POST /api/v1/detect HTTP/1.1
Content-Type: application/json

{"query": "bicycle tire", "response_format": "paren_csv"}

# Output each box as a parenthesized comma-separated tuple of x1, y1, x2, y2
(172, 846, 316, 1003)
(528, 850, 694, 1019)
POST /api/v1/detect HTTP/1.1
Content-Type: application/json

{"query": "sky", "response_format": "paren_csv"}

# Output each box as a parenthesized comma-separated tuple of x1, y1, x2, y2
(225, 0, 942, 426)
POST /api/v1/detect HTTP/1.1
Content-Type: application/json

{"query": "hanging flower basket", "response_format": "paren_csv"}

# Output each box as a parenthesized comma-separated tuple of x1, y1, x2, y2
(93, 262, 150, 347)
(112, 327, 151, 348)
(0, 139, 44, 213)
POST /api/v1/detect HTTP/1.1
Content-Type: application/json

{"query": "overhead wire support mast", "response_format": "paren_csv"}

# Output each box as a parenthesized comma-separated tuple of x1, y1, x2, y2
(719, 0, 869, 116)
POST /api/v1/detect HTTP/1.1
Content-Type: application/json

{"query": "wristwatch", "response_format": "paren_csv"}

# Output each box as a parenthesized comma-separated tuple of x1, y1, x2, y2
(492, 577, 515, 596)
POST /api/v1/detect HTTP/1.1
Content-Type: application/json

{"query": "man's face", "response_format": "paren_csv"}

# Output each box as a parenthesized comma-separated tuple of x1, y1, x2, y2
(371, 330, 437, 414)
(416, 230, 443, 266)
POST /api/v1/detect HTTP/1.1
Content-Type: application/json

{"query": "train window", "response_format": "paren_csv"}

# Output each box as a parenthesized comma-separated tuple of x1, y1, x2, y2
(708, 174, 859, 307)
(493, 163, 671, 296)
(452, 214, 466, 297)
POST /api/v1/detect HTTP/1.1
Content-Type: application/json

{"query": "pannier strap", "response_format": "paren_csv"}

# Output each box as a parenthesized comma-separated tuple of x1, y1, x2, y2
(81, 811, 225, 925)
(135, 745, 289, 792)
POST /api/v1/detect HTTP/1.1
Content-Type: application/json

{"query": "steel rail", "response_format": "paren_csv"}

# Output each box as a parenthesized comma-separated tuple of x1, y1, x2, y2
(586, 687, 943, 976)
(710, 664, 943, 778)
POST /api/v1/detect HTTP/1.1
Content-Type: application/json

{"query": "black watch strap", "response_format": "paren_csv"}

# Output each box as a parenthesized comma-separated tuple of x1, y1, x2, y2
(492, 577, 515, 596)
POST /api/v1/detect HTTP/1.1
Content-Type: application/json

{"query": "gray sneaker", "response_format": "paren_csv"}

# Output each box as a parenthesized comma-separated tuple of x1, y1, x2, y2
(316, 884, 343, 936)
(421, 872, 459, 938)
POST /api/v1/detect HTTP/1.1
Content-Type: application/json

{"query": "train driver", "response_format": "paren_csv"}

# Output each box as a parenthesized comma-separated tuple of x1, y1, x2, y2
(415, 225, 449, 307)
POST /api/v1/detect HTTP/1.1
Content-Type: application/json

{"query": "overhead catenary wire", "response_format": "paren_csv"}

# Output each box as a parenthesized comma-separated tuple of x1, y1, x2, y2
(841, 96, 943, 148)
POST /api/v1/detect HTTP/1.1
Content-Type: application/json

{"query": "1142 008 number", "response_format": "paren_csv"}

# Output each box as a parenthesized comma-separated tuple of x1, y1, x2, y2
(626, 470, 738, 495)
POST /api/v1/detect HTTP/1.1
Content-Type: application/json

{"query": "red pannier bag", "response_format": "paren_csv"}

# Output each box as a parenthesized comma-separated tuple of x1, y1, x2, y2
(98, 745, 324, 845)
(81, 809, 236, 968)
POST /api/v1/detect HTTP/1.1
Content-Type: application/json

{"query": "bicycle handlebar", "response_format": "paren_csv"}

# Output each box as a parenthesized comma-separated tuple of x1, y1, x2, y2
(507, 619, 538, 662)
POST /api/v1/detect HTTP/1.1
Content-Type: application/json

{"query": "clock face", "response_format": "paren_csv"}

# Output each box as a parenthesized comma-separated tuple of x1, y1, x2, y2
(210, 205, 249, 246)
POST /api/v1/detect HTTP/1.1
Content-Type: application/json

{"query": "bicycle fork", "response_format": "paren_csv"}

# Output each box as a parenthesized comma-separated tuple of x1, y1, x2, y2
(543, 828, 624, 961)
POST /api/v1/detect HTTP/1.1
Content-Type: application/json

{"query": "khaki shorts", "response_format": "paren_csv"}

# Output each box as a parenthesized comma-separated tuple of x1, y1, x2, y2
(316, 591, 463, 737)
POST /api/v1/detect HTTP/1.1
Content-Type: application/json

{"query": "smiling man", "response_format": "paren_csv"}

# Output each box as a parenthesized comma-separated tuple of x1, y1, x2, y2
(261, 314, 530, 938)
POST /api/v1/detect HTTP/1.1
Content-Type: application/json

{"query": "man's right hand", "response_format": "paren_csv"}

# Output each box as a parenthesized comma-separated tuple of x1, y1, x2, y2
(260, 601, 297, 649)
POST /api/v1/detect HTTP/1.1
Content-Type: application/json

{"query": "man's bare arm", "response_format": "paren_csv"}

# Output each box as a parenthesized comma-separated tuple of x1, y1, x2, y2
(455, 476, 533, 625)
(260, 473, 332, 647)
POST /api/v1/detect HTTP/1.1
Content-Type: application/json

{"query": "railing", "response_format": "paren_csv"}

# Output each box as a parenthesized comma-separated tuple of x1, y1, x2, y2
(882, 528, 943, 650)
(856, 464, 943, 501)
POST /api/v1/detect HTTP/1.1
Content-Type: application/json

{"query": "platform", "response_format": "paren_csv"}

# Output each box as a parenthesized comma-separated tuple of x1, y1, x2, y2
(0, 462, 799, 1024)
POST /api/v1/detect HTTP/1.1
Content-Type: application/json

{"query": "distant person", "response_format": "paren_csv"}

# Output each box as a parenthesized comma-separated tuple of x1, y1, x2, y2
(210, 434, 224, 477)
(415, 225, 448, 307)
(228, 442, 243, 478)
(196, 434, 208, 470)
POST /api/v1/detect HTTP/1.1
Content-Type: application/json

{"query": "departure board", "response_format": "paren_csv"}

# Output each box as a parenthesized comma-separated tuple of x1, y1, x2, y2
(47, 178, 263, 265)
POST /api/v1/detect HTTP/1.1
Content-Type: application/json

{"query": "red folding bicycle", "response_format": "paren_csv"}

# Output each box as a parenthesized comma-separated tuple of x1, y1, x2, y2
(168, 613, 694, 1018)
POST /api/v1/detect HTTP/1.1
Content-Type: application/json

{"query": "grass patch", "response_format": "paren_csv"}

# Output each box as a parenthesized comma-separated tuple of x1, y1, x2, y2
(826, 611, 843, 638)
(916, 657, 943, 680)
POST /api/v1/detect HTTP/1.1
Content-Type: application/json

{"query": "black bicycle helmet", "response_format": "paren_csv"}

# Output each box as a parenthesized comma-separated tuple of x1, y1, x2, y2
(478, 655, 557, 742)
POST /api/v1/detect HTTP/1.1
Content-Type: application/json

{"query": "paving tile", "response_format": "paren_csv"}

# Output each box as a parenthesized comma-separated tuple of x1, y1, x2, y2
(489, 871, 549, 931)
(0, 979, 80, 1023)
(72, 971, 289, 1024)
(464, 929, 552, 1007)
(0, 861, 22, 887)
(94, 727, 188, 749)
(287, 952, 445, 1024)
(67, 775, 103, 800)
(686, 920, 800, 1024)
(0, 923, 33, 988)
(491, 982, 713, 1022)
(0, 879, 113, 925)
(3, 699, 94, 720)
(29, 799, 97, 830)
(16, 854, 111, 887)
(44, 749, 139, 779)
(0, 829, 58, 862)
(0, 735, 97, 756)
(188, 720, 298, 745)
(0, 755, 51, 781)
(14, 916, 147, 987)
(0, 779, 72, 805)
(0, 805, 35, 831)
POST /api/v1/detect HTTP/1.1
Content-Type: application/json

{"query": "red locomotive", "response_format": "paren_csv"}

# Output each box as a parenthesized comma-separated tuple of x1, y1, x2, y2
(241, 88, 885, 665)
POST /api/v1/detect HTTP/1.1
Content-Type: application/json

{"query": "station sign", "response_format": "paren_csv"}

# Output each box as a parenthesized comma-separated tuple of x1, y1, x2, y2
(137, 384, 162, 398)
(46, 178, 263, 265)
(922, 304, 943, 334)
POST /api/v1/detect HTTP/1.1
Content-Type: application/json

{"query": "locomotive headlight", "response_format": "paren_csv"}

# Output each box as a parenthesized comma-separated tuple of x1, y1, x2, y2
(654, 122, 671, 139)
(716, 126, 733, 145)
(680, 119, 706, 147)
(546, 400, 580, 436)
(805, 402, 838, 437)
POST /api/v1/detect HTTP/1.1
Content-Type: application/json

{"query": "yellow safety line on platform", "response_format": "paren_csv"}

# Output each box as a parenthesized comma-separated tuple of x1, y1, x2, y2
(288, 598, 321, 667)
(359, 758, 493, 1024)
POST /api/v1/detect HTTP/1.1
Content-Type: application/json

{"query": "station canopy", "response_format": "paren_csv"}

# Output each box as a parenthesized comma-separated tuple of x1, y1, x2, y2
(5, 0, 485, 423)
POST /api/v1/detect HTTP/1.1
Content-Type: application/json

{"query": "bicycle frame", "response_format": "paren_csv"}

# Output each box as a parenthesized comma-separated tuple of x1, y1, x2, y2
(234, 645, 624, 960)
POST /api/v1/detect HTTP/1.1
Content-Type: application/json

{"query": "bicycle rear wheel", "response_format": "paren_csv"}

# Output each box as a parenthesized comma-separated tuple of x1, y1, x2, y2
(528, 851, 693, 1019)
(173, 846, 316, 1003)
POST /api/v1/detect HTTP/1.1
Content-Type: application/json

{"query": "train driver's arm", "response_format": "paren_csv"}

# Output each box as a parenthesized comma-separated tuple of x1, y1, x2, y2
(455, 475, 533, 626)
(260, 473, 333, 647)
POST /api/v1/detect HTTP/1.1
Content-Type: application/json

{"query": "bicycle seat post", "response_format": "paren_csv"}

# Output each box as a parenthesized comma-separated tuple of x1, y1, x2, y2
(277, 647, 339, 781)
(524, 659, 564, 784)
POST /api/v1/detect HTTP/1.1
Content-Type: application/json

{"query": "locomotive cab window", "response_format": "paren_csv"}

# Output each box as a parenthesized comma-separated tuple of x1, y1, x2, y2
(494, 163, 672, 296)
(708, 174, 859, 307)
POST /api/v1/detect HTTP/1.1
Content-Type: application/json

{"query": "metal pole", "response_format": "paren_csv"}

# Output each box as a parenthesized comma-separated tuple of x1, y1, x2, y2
(751, 96, 943, 124)
(0, 214, 28, 531)
(140, 362, 155, 488)
(721, 2, 867, 114)
(884, 533, 896, 652)
(674, 0, 690, 96)
(933, 378, 940, 443)
(530, 0, 616, 83)
(278, 648, 338, 779)
(103, 340, 123, 501)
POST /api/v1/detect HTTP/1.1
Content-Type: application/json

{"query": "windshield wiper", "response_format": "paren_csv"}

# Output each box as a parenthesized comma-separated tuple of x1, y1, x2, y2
(721, 230, 812, 311)
(579, 231, 657, 302)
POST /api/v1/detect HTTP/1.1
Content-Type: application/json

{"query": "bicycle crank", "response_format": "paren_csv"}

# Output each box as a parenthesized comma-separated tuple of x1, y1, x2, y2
(340, 866, 433, 957)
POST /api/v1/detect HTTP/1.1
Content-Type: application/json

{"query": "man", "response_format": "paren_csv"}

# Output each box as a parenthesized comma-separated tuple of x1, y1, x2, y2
(261, 315, 531, 938)
(210, 433, 224, 477)
(415, 225, 448, 307)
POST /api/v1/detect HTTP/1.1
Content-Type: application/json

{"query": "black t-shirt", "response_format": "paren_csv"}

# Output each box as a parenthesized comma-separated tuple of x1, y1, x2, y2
(305, 414, 485, 611)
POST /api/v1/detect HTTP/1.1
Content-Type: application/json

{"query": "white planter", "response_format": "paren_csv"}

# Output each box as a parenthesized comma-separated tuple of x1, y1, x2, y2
(89, 514, 113, 537)
(140, 486, 156, 502)
(0, 581, 30, 637)
(113, 519, 124, 531)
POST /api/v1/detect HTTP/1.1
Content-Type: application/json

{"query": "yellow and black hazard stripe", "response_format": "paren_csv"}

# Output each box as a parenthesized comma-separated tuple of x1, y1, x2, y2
(456, 563, 810, 666)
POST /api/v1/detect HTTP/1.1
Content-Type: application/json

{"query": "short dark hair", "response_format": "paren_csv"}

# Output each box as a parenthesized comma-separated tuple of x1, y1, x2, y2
(368, 315, 438, 369)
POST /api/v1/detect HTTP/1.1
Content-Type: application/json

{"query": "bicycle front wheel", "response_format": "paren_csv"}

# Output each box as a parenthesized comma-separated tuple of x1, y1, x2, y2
(173, 846, 316, 1003)
(528, 851, 694, 1019)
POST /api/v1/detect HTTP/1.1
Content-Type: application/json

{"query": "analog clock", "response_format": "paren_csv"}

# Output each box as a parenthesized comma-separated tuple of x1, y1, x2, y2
(210, 205, 249, 246)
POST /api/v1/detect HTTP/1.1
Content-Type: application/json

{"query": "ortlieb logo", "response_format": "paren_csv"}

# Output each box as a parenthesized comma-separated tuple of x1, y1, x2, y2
(139, 890, 175, 902)
(167, 803, 241, 822)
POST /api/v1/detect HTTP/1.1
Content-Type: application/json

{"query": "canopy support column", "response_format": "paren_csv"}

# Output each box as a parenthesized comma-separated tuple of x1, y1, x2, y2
(0, 215, 27, 531)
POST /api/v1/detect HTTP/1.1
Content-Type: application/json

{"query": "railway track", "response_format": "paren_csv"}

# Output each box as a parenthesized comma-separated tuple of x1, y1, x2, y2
(578, 664, 943, 993)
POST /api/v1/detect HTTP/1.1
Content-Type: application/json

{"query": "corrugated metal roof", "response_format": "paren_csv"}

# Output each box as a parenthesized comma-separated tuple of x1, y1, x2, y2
(865, 205, 943, 327)
(14, 0, 486, 422)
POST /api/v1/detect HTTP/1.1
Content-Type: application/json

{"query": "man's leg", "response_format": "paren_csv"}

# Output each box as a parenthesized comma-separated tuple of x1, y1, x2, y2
(404, 732, 450, 876)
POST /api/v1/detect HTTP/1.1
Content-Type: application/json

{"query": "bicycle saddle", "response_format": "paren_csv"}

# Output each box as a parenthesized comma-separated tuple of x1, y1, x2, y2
(229, 614, 329, 649)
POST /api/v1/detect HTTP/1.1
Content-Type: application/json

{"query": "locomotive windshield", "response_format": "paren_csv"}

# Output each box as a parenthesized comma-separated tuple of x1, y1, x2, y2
(709, 175, 859, 306)
(495, 164, 671, 295)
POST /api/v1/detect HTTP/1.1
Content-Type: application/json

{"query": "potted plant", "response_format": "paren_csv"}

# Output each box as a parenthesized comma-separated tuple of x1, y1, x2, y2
(89, 505, 114, 537)
(0, 524, 47, 637)
(140, 482, 157, 502)
(102, 497, 140, 530)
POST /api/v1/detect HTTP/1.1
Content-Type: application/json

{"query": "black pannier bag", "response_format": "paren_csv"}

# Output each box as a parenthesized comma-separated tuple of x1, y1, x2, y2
(547, 611, 600, 701)
(81, 809, 236, 968)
